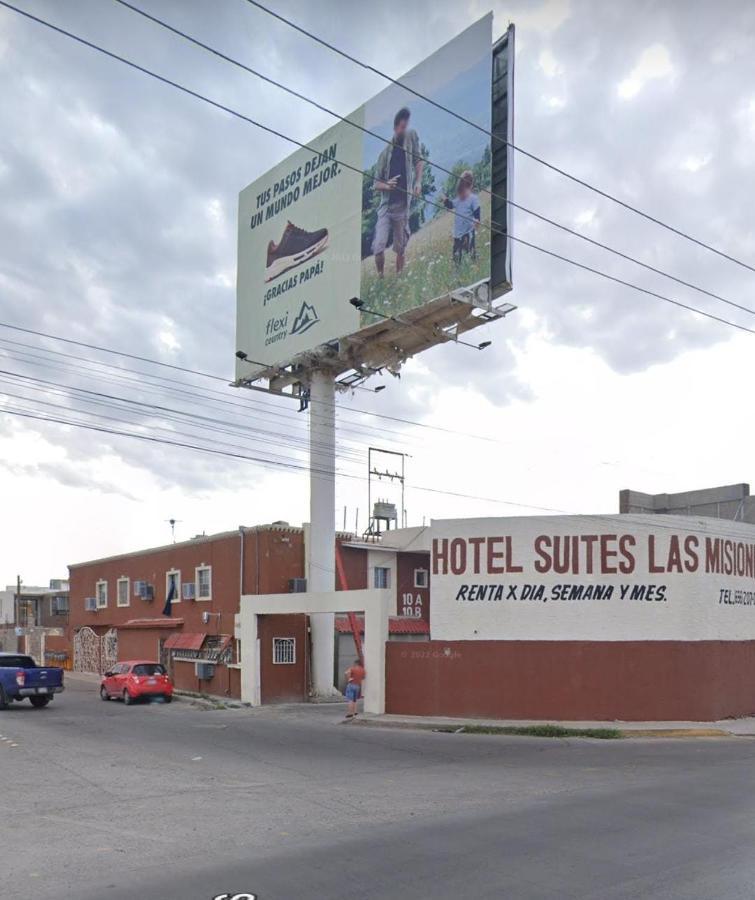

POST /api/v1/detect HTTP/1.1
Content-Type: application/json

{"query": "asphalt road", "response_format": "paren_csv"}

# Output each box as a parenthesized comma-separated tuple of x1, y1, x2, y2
(5, 676, 755, 900)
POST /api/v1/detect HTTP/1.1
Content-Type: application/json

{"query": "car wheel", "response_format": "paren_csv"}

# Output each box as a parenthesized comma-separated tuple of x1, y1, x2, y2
(0, 686, 8, 711)
(122, 689, 133, 706)
(30, 696, 51, 708)
(164, 695, 172, 704)
(100, 686, 110, 701)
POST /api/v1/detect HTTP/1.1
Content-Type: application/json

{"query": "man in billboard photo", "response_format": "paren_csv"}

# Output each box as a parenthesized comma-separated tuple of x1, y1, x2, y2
(371, 107, 424, 277)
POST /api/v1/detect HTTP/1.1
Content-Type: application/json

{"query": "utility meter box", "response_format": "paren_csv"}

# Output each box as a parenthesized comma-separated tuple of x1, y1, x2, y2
(195, 662, 215, 681)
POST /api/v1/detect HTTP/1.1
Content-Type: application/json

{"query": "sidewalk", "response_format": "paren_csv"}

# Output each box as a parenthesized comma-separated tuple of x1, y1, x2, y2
(353, 712, 755, 738)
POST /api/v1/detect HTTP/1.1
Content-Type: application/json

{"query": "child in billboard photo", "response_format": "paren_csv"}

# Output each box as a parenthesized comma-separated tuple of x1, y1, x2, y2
(371, 107, 424, 278)
(441, 169, 481, 268)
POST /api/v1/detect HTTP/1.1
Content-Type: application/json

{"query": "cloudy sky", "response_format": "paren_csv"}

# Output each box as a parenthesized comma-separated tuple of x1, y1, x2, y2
(1, 0, 754, 587)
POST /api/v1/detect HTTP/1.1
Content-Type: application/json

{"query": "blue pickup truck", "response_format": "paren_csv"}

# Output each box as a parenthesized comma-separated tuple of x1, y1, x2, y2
(0, 652, 64, 708)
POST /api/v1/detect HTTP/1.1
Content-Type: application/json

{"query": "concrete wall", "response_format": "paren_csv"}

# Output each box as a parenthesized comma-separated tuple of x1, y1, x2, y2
(171, 658, 241, 699)
(258, 613, 309, 703)
(237, 588, 391, 713)
(430, 515, 755, 642)
(396, 552, 430, 621)
(385, 639, 755, 722)
(620, 483, 755, 524)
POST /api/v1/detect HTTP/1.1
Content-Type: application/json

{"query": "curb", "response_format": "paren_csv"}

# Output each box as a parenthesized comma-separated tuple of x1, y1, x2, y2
(350, 719, 735, 739)
(173, 690, 248, 710)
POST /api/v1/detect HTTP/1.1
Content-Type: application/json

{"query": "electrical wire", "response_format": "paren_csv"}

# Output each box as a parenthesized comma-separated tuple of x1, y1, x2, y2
(0, 321, 504, 444)
(0, 368, 371, 466)
(0, 399, 567, 514)
(115, 0, 755, 319)
(243, 0, 755, 275)
(0, 341, 432, 454)
(5, 392, 752, 542)
(0, 334, 512, 451)
(1, 1, 752, 341)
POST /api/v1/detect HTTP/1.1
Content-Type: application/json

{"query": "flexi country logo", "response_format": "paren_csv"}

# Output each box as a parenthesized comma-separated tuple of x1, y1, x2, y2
(290, 300, 320, 336)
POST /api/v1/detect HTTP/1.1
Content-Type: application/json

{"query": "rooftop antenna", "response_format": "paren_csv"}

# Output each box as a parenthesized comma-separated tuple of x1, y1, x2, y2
(166, 518, 182, 543)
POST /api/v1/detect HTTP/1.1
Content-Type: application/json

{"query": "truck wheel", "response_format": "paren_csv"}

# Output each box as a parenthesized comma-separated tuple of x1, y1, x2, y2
(123, 690, 133, 706)
(30, 696, 51, 709)
(0, 686, 7, 711)
(100, 686, 110, 701)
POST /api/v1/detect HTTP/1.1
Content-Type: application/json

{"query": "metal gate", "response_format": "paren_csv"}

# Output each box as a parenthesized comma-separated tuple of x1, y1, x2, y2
(73, 626, 100, 673)
(73, 627, 119, 673)
(101, 629, 118, 673)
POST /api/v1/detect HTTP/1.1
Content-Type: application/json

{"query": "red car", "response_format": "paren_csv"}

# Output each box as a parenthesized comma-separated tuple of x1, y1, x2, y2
(100, 660, 174, 705)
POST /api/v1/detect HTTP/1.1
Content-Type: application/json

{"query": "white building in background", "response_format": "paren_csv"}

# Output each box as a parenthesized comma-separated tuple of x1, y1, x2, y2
(0, 586, 16, 625)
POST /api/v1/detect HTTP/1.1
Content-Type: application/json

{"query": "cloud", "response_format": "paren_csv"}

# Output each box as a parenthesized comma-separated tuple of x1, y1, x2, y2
(617, 43, 675, 100)
(0, 0, 753, 518)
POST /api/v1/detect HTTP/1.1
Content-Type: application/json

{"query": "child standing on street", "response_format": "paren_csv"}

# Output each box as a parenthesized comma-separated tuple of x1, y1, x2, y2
(442, 170, 481, 267)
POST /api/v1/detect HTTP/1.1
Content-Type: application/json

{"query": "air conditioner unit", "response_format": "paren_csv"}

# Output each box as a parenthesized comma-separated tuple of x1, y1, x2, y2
(133, 580, 147, 597)
(84, 597, 98, 612)
(182, 582, 196, 601)
(195, 661, 215, 680)
(289, 578, 307, 593)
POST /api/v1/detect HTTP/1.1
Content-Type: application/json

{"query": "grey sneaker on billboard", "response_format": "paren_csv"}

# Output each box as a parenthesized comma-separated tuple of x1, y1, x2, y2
(265, 221, 329, 282)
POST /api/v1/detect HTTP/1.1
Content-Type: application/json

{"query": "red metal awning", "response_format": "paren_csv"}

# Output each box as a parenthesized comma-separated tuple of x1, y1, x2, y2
(164, 632, 206, 651)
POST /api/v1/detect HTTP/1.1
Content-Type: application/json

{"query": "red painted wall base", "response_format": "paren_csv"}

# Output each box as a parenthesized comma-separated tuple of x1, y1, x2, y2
(385, 640, 755, 722)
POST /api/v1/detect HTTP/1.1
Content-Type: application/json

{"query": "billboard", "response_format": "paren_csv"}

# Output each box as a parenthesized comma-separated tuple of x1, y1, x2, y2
(430, 515, 755, 642)
(235, 14, 512, 380)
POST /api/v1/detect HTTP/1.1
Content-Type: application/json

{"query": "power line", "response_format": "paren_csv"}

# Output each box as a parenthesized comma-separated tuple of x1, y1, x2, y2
(0, 367, 371, 466)
(0, 323, 505, 444)
(2, 1, 752, 342)
(0, 341, 431, 454)
(243, 0, 755, 276)
(5, 394, 753, 540)
(0, 400, 566, 514)
(2, 0, 752, 483)
(115, 0, 755, 319)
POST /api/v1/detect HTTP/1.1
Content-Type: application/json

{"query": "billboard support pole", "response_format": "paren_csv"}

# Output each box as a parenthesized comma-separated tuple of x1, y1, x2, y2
(308, 368, 339, 698)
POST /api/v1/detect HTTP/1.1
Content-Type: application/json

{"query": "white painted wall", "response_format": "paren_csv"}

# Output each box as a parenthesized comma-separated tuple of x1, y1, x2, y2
(237, 588, 391, 713)
(431, 514, 755, 642)
(0, 589, 14, 625)
(367, 548, 397, 594)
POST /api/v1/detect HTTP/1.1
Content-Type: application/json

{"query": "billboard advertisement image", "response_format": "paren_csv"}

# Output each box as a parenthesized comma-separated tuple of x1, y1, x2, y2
(235, 14, 508, 379)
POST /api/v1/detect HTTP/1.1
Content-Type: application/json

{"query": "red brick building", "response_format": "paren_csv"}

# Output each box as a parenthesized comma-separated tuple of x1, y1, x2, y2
(68, 523, 431, 701)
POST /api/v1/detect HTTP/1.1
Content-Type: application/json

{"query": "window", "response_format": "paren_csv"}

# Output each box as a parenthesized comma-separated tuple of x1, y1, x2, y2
(166, 570, 181, 604)
(116, 577, 130, 607)
(95, 580, 108, 609)
(373, 566, 391, 589)
(273, 637, 296, 665)
(132, 663, 166, 676)
(414, 568, 429, 589)
(195, 565, 212, 601)
(50, 595, 69, 615)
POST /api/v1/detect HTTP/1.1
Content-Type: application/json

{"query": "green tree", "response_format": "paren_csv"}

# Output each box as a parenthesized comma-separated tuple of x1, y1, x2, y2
(408, 142, 436, 235)
(361, 163, 379, 258)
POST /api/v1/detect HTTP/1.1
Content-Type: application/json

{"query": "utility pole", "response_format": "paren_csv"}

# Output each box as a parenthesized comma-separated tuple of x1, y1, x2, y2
(15, 574, 21, 645)
(307, 369, 338, 698)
